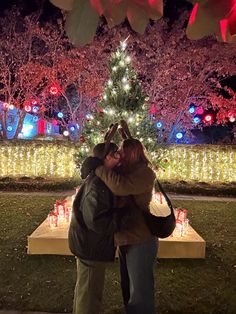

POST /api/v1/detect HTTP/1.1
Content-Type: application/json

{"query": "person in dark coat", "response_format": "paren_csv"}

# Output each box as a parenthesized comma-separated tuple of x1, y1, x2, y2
(68, 141, 121, 314)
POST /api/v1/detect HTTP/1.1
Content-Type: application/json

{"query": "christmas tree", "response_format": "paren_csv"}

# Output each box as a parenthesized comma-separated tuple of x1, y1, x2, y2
(76, 40, 161, 167)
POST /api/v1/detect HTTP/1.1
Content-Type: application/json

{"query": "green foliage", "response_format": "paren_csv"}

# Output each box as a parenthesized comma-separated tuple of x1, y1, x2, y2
(50, 0, 163, 45)
(77, 42, 164, 167)
(50, 0, 74, 11)
(127, 2, 149, 34)
(50, 0, 236, 44)
(65, 0, 99, 46)
(187, 0, 236, 42)
(103, 44, 146, 112)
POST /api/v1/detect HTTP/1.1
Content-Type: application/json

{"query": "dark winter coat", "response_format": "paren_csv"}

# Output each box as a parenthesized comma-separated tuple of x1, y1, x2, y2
(68, 171, 117, 262)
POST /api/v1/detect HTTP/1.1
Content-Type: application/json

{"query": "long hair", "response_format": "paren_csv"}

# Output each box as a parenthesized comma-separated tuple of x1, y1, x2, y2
(120, 138, 150, 173)
(93, 142, 118, 160)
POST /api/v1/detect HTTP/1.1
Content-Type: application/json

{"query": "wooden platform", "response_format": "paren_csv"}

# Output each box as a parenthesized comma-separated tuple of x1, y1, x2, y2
(27, 195, 205, 258)
(27, 220, 205, 259)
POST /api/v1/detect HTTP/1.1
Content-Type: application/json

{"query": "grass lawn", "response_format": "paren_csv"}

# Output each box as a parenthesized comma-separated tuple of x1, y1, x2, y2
(0, 194, 235, 314)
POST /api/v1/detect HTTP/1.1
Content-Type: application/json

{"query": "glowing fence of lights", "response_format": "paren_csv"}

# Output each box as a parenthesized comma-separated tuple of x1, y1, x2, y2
(0, 142, 76, 178)
(0, 143, 235, 182)
(157, 145, 236, 183)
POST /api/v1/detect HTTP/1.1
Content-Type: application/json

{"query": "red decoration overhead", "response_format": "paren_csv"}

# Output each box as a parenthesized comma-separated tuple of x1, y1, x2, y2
(189, 3, 199, 26)
(31, 99, 38, 105)
(187, 0, 236, 43)
(49, 84, 61, 96)
(203, 114, 213, 123)
(149, 104, 157, 114)
(196, 107, 204, 115)
(24, 105, 32, 112)
(52, 119, 58, 125)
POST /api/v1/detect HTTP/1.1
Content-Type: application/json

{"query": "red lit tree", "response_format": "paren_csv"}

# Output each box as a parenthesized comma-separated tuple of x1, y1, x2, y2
(0, 8, 104, 140)
(79, 13, 236, 144)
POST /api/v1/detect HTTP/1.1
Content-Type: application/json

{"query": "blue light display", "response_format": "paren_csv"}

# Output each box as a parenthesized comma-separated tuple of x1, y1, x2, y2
(57, 112, 64, 118)
(193, 117, 201, 124)
(156, 121, 163, 128)
(189, 106, 195, 114)
(176, 132, 184, 139)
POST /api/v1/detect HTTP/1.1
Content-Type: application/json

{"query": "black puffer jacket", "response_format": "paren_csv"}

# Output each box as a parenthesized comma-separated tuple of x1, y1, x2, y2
(68, 170, 117, 261)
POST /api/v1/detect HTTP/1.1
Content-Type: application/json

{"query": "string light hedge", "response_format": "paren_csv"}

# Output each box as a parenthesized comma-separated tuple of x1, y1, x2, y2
(0, 141, 235, 183)
(0, 140, 77, 178)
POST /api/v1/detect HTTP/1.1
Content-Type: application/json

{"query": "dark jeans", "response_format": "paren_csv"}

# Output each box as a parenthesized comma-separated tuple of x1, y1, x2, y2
(119, 238, 158, 314)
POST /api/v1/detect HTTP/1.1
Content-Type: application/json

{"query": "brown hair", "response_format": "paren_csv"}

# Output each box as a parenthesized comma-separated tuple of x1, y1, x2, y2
(93, 142, 118, 160)
(121, 138, 150, 172)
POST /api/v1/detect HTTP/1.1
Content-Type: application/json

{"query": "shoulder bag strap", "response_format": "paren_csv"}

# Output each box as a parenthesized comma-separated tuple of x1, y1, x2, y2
(155, 180, 174, 213)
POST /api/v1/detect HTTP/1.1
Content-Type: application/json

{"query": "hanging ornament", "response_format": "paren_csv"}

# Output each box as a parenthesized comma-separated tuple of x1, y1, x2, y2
(63, 130, 69, 136)
(24, 105, 32, 112)
(126, 56, 131, 63)
(49, 84, 61, 96)
(193, 116, 201, 124)
(149, 104, 156, 114)
(188, 106, 195, 114)
(32, 106, 39, 113)
(156, 121, 163, 128)
(196, 107, 204, 115)
(57, 112, 64, 119)
(107, 80, 113, 87)
(86, 113, 93, 120)
(176, 132, 184, 139)
(79, 135, 85, 143)
(2, 102, 9, 109)
(31, 99, 38, 105)
(123, 83, 130, 91)
(203, 114, 213, 123)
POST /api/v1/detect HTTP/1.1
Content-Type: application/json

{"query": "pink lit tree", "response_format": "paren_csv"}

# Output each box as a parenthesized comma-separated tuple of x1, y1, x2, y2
(0, 8, 104, 140)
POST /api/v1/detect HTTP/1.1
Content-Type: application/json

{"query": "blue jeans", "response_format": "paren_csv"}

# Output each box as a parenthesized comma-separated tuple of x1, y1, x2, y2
(119, 238, 158, 314)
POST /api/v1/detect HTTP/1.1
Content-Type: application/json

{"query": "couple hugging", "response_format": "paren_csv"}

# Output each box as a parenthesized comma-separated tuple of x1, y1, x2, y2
(69, 120, 157, 314)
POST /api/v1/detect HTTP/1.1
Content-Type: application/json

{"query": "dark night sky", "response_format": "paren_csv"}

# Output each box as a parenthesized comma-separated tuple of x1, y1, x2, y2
(0, 0, 61, 21)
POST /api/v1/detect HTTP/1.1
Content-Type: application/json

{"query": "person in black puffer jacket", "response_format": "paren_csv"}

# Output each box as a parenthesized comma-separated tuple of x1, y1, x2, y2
(69, 142, 121, 314)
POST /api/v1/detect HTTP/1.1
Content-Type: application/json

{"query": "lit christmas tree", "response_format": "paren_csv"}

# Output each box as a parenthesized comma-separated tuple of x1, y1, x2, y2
(75, 40, 161, 167)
